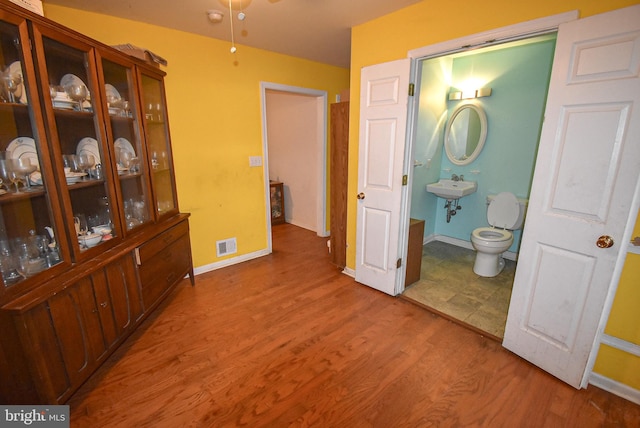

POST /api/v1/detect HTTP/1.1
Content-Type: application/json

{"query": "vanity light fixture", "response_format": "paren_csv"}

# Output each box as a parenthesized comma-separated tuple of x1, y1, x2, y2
(448, 87, 492, 100)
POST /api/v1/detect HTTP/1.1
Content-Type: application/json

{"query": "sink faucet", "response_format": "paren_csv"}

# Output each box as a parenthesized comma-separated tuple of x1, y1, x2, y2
(459, 174, 464, 181)
(451, 174, 459, 181)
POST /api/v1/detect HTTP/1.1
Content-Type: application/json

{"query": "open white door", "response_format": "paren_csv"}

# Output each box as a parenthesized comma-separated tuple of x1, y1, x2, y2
(504, 4, 640, 388)
(355, 59, 411, 295)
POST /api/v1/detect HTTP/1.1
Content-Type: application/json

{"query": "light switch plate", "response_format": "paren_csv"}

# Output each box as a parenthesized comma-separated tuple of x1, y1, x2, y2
(249, 156, 262, 167)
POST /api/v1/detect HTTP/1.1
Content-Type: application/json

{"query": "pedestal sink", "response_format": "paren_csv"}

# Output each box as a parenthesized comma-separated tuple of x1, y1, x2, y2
(426, 179, 477, 200)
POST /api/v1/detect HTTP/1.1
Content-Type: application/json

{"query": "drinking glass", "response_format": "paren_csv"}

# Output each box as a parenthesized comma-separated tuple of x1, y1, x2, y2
(65, 83, 88, 111)
(76, 154, 95, 178)
(11, 158, 37, 190)
(63, 154, 78, 173)
(1, 68, 22, 103)
(0, 159, 11, 191)
(74, 214, 88, 236)
(119, 150, 132, 171)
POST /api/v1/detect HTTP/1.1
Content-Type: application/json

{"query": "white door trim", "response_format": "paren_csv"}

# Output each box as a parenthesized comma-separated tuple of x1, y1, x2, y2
(260, 82, 329, 253)
(408, 10, 578, 60)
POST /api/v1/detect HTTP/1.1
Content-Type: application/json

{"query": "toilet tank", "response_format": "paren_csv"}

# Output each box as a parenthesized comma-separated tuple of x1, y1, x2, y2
(486, 194, 528, 230)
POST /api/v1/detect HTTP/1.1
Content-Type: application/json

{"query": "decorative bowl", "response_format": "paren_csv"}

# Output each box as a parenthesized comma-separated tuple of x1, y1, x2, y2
(79, 233, 102, 248)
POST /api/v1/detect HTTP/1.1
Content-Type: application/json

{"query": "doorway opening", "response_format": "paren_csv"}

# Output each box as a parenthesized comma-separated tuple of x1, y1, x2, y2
(260, 83, 328, 253)
(402, 33, 557, 339)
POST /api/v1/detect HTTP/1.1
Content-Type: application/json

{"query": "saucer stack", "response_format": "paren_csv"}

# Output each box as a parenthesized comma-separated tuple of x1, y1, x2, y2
(52, 91, 75, 110)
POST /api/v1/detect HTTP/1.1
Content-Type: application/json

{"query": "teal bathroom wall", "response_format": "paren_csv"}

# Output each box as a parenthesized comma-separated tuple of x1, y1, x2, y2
(410, 35, 556, 253)
(410, 57, 450, 237)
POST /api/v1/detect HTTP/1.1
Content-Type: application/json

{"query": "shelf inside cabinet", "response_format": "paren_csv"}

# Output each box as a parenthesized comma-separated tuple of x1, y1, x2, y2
(118, 171, 142, 181)
(109, 114, 134, 122)
(0, 187, 46, 201)
(51, 106, 94, 116)
(0, 101, 29, 110)
(66, 178, 104, 189)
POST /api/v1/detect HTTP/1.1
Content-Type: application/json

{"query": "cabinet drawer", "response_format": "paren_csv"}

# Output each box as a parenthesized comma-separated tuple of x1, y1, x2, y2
(139, 235, 191, 308)
(136, 220, 189, 264)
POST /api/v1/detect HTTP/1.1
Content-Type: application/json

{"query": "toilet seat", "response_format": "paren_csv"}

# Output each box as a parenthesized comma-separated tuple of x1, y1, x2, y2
(487, 192, 520, 229)
(472, 226, 512, 242)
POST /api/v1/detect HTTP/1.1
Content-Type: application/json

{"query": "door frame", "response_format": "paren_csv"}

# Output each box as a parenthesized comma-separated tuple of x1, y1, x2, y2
(402, 8, 639, 389)
(401, 10, 579, 293)
(260, 82, 328, 252)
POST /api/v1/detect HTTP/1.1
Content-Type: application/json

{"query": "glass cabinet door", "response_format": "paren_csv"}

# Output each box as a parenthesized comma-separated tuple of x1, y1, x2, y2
(0, 13, 67, 293)
(139, 71, 178, 218)
(32, 25, 119, 260)
(98, 55, 153, 232)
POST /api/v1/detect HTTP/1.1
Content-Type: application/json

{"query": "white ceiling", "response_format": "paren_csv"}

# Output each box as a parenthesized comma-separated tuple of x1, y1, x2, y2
(44, 0, 422, 68)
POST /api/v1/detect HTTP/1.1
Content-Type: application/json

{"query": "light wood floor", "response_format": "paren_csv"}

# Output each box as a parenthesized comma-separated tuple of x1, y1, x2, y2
(67, 224, 640, 427)
(403, 241, 515, 340)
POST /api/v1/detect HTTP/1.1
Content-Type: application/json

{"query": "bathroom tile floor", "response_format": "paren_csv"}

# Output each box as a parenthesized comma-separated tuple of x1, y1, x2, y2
(402, 240, 516, 340)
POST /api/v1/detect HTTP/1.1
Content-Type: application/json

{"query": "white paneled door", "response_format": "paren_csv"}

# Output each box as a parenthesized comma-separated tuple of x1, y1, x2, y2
(355, 59, 410, 295)
(503, 4, 640, 388)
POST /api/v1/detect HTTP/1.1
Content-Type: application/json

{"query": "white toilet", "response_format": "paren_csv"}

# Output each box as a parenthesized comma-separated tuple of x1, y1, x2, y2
(470, 192, 527, 277)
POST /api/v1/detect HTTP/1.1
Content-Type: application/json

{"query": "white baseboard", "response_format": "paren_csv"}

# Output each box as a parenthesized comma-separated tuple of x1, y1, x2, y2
(193, 249, 270, 276)
(425, 234, 518, 261)
(589, 372, 640, 405)
(342, 267, 355, 278)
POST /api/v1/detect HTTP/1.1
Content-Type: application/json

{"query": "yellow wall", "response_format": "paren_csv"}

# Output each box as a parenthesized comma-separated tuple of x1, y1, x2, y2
(43, 5, 349, 268)
(592, 212, 640, 390)
(347, 0, 640, 270)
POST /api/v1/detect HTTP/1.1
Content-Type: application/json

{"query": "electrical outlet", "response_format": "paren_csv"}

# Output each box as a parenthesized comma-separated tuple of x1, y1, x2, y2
(249, 156, 262, 167)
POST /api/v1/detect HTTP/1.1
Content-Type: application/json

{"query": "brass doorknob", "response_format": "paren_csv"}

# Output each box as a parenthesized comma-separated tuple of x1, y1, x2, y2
(596, 235, 614, 248)
(357, 192, 365, 200)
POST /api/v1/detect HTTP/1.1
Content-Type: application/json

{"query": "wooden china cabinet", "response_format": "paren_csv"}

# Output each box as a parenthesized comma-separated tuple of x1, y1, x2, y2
(0, 0, 193, 404)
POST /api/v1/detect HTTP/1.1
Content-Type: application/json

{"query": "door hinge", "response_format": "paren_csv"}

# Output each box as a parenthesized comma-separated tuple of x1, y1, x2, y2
(397, 258, 402, 268)
(402, 175, 408, 185)
(408, 83, 415, 96)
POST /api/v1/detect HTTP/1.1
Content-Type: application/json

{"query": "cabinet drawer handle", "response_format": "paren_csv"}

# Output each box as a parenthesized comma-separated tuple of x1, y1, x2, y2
(100, 301, 108, 308)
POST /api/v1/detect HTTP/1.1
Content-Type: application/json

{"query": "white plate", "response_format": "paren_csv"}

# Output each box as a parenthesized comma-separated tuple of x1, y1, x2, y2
(6, 137, 39, 170)
(76, 137, 101, 164)
(114, 137, 135, 159)
(66, 172, 87, 184)
(53, 91, 71, 101)
(9, 61, 27, 104)
(53, 100, 76, 110)
(60, 73, 87, 91)
(29, 171, 42, 185)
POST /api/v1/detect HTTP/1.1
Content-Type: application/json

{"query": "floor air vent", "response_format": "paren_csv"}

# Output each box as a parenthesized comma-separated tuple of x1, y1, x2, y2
(216, 237, 237, 257)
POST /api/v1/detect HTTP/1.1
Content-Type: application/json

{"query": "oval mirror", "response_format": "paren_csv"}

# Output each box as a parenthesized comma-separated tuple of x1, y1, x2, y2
(444, 103, 487, 165)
